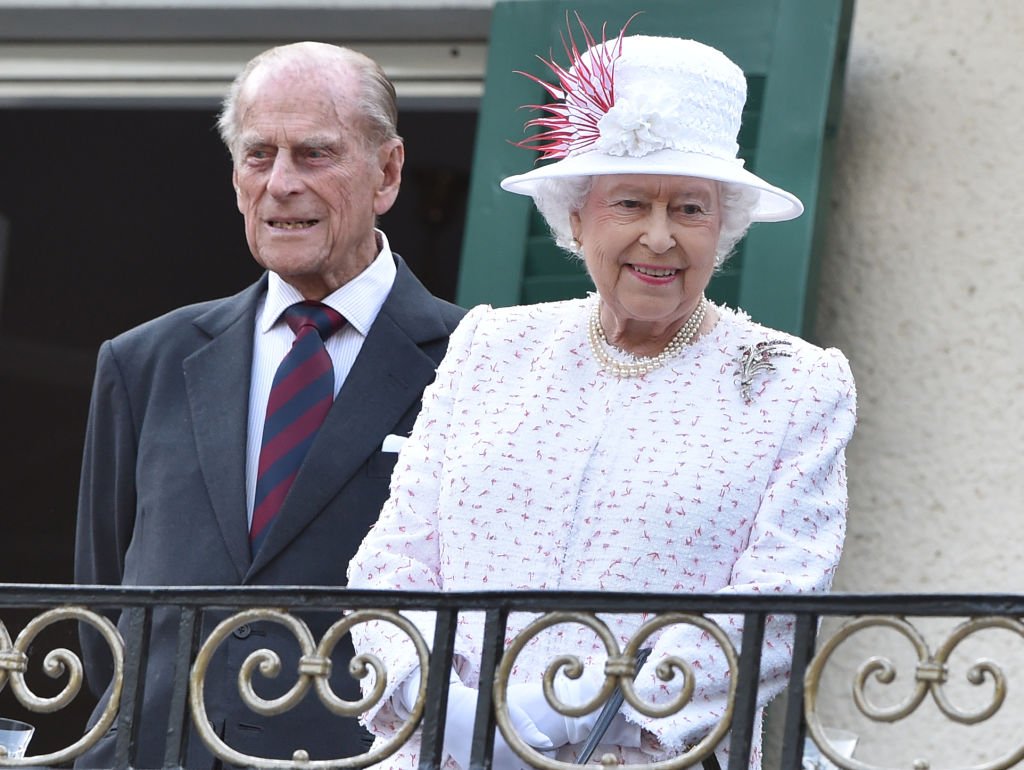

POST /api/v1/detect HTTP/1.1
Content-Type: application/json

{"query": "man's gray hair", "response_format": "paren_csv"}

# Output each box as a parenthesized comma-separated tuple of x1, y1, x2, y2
(217, 41, 400, 161)
(531, 176, 759, 267)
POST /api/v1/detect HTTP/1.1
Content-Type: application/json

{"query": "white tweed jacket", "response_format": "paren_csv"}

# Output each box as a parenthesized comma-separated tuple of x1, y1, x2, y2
(348, 297, 857, 769)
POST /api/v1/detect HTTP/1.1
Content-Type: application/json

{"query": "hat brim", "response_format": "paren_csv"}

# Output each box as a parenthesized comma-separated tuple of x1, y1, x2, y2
(500, 149, 804, 223)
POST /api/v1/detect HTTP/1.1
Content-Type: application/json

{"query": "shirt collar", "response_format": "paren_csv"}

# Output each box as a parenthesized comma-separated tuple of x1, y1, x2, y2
(259, 229, 397, 336)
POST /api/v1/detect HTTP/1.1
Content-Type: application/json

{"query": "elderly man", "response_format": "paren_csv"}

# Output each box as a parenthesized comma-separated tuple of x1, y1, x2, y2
(75, 42, 465, 768)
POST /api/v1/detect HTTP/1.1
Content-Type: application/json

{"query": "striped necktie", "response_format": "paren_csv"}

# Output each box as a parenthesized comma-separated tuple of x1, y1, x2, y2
(250, 301, 346, 553)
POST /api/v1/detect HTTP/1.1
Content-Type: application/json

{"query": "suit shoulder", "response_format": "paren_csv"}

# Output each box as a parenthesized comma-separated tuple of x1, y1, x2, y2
(108, 298, 218, 349)
(125, 297, 223, 333)
(433, 296, 469, 331)
(106, 280, 261, 358)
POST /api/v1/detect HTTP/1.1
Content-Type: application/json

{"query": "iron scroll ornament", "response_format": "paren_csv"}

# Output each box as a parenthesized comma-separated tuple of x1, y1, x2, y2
(804, 614, 1024, 770)
(0, 608, 124, 766)
(492, 611, 739, 770)
(189, 608, 430, 770)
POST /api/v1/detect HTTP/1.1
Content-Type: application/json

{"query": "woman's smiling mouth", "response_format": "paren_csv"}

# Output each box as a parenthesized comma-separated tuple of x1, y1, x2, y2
(629, 263, 679, 282)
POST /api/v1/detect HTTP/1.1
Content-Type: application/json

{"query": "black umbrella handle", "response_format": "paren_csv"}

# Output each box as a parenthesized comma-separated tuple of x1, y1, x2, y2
(574, 647, 651, 764)
(573, 647, 720, 770)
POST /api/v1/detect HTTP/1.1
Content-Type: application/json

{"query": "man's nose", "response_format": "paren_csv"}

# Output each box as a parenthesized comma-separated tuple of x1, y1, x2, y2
(266, 154, 303, 197)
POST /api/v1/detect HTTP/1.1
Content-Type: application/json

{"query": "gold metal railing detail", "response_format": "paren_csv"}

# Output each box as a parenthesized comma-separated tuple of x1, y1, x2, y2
(189, 608, 430, 770)
(493, 612, 739, 770)
(2, 596, 1021, 770)
(0, 608, 124, 766)
(804, 615, 1024, 770)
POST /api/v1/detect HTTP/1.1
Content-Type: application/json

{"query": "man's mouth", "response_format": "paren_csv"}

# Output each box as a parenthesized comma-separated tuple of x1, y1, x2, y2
(268, 219, 319, 230)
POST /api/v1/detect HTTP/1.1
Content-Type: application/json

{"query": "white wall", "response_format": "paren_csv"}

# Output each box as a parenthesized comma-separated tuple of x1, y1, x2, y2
(812, 0, 1024, 764)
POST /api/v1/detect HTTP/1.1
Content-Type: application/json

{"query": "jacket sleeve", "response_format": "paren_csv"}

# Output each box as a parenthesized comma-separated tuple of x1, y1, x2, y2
(625, 346, 857, 755)
(75, 339, 140, 698)
(347, 305, 490, 733)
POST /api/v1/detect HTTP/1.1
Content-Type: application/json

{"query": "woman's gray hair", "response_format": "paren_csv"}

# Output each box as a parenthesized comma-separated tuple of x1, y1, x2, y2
(531, 175, 760, 267)
(217, 42, 400, 161)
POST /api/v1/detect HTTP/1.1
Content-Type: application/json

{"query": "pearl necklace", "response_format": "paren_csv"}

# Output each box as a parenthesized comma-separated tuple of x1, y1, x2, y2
(587, 295, 708, 378)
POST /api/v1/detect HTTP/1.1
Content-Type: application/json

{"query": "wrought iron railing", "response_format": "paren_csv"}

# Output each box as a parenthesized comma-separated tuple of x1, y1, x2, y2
(0, 585, 1021, 770)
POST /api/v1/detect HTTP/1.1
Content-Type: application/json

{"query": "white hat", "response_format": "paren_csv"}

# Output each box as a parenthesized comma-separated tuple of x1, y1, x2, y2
(500, 24, 803, 223)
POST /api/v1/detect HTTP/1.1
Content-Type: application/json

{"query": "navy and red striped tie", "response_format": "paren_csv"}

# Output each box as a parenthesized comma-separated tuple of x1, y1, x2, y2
(250, 301, 346, 553)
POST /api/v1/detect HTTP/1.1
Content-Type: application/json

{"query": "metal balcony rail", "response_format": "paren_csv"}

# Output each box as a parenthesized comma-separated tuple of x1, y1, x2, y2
(0, 585, 1022, 770)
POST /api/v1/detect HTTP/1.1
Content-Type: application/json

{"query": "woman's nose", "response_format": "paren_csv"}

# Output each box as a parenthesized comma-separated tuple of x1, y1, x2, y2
(639, 212, 676, 253)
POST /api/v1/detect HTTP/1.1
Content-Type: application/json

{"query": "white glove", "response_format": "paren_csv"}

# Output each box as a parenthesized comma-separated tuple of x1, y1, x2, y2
(444, 680, 554, 770)
(504, 674, 641, 749)
(394, 665, 436, 718)
(394, 668, 553, 770)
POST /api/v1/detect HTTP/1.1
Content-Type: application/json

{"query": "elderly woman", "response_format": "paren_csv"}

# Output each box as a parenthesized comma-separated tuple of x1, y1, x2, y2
(348, 19, 856, 770)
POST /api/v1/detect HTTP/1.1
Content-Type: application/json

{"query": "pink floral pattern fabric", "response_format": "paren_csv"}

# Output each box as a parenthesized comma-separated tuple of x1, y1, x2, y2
(348, 297, 856, 769)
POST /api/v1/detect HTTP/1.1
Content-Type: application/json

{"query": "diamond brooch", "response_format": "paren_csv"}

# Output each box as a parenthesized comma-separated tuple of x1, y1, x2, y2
(735, 340, 793, 403)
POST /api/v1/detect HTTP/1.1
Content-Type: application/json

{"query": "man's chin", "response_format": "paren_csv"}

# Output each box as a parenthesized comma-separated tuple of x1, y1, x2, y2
(253, 245, 324, 273)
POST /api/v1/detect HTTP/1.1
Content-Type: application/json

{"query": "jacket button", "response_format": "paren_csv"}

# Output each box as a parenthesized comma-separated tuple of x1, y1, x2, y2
(233, 624, 252, 639)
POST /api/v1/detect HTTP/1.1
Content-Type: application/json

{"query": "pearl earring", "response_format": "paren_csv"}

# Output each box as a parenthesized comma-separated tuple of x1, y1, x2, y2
(570, 237, 582, 252)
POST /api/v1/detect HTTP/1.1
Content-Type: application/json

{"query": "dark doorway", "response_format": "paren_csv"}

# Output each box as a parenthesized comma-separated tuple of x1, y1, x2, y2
(0, 104, 474, 754)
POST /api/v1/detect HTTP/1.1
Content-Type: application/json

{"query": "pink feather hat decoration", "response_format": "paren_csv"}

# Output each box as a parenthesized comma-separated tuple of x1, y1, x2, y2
(500, 14, 803, 223)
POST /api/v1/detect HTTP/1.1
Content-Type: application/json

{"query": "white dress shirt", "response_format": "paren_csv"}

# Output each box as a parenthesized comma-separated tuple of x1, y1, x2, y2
(245, 231, 398, 525)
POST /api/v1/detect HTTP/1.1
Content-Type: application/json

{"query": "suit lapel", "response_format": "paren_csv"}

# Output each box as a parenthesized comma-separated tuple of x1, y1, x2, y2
(183, 278, 266, 580)
(246, 260, 451, 577)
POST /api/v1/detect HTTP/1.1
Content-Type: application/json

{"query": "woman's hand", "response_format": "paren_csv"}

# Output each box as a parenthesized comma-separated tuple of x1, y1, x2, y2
(506, 677, 641, 749)
(397, 669, 553, 770)
(445, 680, 553, 770)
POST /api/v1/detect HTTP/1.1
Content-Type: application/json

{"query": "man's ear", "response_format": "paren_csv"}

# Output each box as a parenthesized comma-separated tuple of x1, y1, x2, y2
(232, 168, 243, 213)
(373, 139, 405, 217)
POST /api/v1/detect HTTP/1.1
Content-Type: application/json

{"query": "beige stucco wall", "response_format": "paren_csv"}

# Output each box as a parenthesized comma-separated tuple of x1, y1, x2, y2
(810, 0, 1024, 764)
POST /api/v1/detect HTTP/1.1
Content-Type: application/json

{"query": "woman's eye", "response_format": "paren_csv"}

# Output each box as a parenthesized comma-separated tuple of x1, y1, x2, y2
(680, 203, 706, 216)
(616, 199, 642, 209)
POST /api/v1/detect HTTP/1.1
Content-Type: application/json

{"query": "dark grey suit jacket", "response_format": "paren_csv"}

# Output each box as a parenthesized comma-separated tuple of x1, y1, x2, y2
(75, 256, 466, 768)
